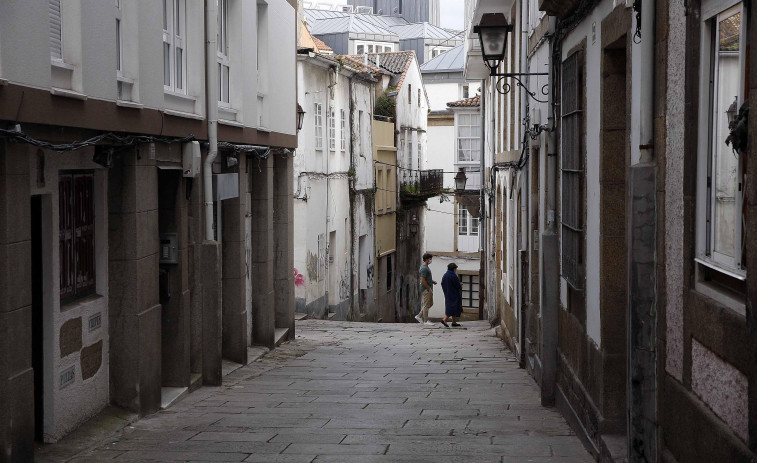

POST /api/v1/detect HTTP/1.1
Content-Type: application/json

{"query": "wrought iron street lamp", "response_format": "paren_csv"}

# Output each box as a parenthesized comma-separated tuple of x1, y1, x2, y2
(296, 103, 306, 132)
(474, 13, 511, 75)
(454, 167, 468, 192)
(473, 13, 548, 102)
(409, 215, 419, 237)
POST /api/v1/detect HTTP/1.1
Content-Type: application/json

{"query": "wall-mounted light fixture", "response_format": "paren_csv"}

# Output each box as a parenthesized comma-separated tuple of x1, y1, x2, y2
(454, 167, 468, 192)
(473, 13, 548, 102)
(296, 103, 306, 132)
(409, 215, 419, 237)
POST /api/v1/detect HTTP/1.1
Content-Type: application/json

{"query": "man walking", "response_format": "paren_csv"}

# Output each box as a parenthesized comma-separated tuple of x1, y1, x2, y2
(416, 253, 436, 325)
(440, 263, 462, 328)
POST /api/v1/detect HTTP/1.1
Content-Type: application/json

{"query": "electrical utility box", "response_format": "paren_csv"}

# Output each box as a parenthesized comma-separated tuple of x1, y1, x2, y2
(182, 141, 201, 178)
(159, 233, 179, 265)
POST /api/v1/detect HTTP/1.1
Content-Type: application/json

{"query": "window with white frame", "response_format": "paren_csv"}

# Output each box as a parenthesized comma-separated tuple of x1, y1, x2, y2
(314, 103, 323, 150)
(328, 106, 336, 151)
(457, 204, 479, 236)
(456, 113, 481, 162)
(431, 46, 452, 59)
(217, 0, 230, 105)
(355, 41, 394, 54)
(696, 2, 747, 284)
(340, 109, 347, 151)
(50, 0, 63, 60)
(461, 84, 469, 99)
(163, 0, 186, 93)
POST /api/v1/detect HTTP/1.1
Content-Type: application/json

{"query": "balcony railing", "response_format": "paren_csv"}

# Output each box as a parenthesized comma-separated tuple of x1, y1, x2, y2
(400, 169, 443, 200)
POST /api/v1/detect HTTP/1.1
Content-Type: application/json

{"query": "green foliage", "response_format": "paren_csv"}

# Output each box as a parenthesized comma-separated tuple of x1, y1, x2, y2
(375, 94, 396, 119)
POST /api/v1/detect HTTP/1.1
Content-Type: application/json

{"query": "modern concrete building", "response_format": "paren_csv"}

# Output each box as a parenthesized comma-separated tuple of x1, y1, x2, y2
(0, 1, 297, 460)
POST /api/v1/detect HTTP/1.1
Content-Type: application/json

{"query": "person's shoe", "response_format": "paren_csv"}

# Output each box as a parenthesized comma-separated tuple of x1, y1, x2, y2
(441, 320, 449, 328)
(424, 321, 435, 326)
(414, 314, 423, 323)
(451, 323, 461, 327)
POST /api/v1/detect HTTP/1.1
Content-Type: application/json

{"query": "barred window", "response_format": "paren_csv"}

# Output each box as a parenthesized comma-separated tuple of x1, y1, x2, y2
(561, 50, 584, 290)
(59, 172, 96, 303)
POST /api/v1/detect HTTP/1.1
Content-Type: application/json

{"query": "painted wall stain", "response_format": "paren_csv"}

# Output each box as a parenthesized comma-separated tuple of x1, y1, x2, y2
(306, 251, 319, 281)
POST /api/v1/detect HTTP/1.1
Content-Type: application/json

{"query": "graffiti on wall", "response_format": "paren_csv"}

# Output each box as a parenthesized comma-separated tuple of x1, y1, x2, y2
(366, 261, 374, 289)
(293, 269, 305, 287)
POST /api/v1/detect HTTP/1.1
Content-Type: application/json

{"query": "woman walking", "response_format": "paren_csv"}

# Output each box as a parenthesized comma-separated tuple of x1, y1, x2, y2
(440, 263, 462, 328)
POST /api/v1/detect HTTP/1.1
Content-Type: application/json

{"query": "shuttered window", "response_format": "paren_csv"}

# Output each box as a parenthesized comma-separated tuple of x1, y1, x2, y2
(561, 51, 584, 290)
(59, 173, 96, 303)
(50, 0, 62, 59)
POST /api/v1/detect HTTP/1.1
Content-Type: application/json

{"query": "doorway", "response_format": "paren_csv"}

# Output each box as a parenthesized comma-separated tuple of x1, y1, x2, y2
(31, 195, 44, 442)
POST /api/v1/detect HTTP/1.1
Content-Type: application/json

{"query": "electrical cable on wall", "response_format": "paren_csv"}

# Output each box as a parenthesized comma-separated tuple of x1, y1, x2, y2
(0, 127, 195, 151)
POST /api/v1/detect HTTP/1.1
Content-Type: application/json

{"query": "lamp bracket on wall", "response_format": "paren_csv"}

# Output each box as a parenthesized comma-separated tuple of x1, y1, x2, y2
(492, 72, 549, 104)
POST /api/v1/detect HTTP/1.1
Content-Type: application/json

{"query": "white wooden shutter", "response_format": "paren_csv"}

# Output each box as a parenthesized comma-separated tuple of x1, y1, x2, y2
(49, 0, 62, 59)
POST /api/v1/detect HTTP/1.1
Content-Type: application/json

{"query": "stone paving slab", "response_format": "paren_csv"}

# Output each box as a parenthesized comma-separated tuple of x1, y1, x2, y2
(44, 319, 593, 462)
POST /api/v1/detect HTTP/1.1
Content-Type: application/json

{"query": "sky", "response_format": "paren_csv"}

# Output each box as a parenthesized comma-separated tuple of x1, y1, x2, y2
(325, 0, 465, 30)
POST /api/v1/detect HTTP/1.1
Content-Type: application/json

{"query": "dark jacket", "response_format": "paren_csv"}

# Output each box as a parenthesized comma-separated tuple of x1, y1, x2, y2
(441, 270, 462, 317)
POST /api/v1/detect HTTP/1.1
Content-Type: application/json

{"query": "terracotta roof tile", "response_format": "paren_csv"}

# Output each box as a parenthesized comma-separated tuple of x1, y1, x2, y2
(447, 95, 480, 107)
(312, 36, 332, 52)
(343, 50, 416, 89)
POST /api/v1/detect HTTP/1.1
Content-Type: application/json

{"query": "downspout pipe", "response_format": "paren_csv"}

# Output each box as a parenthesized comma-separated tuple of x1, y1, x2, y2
(204, 0, 219, 241)
(639, 0, 655, 163)
(479, 78, 486, 321)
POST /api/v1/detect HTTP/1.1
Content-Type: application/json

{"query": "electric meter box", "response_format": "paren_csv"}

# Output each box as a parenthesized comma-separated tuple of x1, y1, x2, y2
(159, 233, 179, 265)
(182, 141, 201, 178)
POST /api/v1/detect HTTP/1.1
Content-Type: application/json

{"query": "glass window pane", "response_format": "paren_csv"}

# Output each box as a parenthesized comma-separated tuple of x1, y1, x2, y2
(163, 0, 169, 31)
(357, 45, 364, 54)
(175, 0, 181, 36)
(176, 47, 183, 89)
(712, 10, 742, 259)
(164, 43, 171, 86)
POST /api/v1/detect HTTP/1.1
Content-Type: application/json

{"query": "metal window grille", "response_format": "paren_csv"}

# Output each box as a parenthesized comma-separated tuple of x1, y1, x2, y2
(561, 51, 584, 290)
(59, 173, 96, 303)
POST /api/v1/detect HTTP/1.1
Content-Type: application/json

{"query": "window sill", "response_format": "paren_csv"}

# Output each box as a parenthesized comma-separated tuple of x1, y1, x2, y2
(694, 280, 746, 318)
(0, 78, 7, 86)
(61, 293, 105, 313)
(51, 87, 87, 100)
(164, 91, 197, 114)
(694, 257, 746, 281)
(163, 108, 204, 121)
(218, 105, 238, 122)
(117, 74, 134, 85)
(117, 100, 143, 109)
(219, 118, 245, 128)
(51, 58, 74, 71)
(258, 126, 271, 133)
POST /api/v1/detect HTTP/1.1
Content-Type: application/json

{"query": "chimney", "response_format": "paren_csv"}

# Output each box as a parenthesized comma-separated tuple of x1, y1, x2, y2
(364, 54, 368, 65)
(376, 53, 380, 68)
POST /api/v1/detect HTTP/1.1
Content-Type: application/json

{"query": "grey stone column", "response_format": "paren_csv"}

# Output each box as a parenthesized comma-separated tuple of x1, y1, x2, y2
(273, 154, 294, 339)
(108, 148, 161, 416)
(0, 142, 34, 462)
(200, 241, 222, 386)
(222, 160, 250, 364)
(250, 156, 275, 348)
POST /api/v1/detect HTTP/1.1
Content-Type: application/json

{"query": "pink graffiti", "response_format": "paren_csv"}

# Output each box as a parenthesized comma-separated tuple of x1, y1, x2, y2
(293, 268, 305, 287)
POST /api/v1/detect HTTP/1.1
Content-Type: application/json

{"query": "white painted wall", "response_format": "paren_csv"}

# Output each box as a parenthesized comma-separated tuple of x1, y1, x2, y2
(426, 82, 460, 111)
(294, 55, 375, 316)
(0, 0, 296, 135)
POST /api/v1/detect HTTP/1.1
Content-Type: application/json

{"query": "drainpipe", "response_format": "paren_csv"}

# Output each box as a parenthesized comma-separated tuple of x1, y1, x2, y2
(204, 0, 218, 241)
(639, 0, 655, 163)
(540, 15, 559, 406)
(479, 78, 486, 321)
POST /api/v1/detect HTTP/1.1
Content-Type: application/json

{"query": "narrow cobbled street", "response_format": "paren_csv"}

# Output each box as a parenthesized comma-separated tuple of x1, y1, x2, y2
(54, 320, 592, 462)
